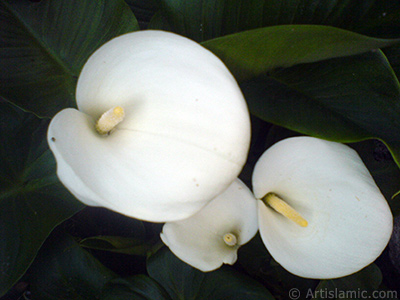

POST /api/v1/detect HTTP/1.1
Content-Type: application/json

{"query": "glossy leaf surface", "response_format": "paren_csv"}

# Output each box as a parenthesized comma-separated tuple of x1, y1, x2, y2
(29, 232, 116, 300)
(147, 248, 275, 300)
(203, 25, 400, 81)
(0, 103, 83, 297)
(0, 0, 138, 117)
(313, 264, 382, 300)
(241, 50, 400, 170)
(80, 235, 155, 256)
(152, 0, 400, 41)
(100, 276, 170, 300)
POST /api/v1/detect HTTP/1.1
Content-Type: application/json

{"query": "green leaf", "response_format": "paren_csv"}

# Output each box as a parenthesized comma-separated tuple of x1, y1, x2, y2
(80, 235, 156, 256)
(254, 0, 400, 38)
(241, 50, 400, 169)
(100, 276, 171, 300)
(237, 233, 272, 277)
(0, 103, 84, 297)
(312, 264, 382, 300)
(152, 0, 400, 41)
(202, 25, 400, 82)
(147, 247, 276, 300)
(64, 206, 149, 240)
(29, 231, 116, 300)
(384, 44, 400, 80)
(237, 234, 318, 300)
(150, 0, 227, 42)
(0, 0, 138, 118)
(124, 0, 159, 29)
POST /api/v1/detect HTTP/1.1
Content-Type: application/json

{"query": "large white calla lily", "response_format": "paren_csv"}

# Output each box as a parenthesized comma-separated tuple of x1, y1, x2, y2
(252, 137, 393, 279)
(160, 178, 258, 272)
(47, 30, 251, 222)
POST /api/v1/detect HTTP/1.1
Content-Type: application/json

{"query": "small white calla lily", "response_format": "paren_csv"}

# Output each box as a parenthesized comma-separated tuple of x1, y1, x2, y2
(252, 137, 393, 279)
(47, 30, 250, 222)
(160, 178, 258, 272)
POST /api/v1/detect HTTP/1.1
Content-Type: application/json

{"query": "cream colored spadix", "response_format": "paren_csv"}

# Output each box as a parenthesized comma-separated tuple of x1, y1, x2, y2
(95, 106, 125, 135)
(262, 193, 308, 227)
(252, 137, 393, 279)
(160, 179, 258, 272)
(47, 30, 251, 222)
(223, 233, 238, 246)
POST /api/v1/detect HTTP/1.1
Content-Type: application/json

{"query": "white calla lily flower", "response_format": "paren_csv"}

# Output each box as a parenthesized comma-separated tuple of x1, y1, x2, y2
(252, 137, 393, 279)
(160, 178, 258, 272)
(47, 30, 251, 222)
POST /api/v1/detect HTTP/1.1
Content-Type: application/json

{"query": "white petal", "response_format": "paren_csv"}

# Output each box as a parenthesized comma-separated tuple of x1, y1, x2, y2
(76, 30, 250, 167)
(160, 179, 258, 272)
(252, 137, 393, 279)
(49, 109, 243, 222)
(48, 30, 250, 222)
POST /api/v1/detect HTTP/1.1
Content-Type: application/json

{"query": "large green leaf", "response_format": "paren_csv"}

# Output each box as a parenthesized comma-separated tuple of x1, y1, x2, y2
(241, 50, 400, 171)
(0, 0, 138, 118)
(151, 0, 400, 41)
(384, 44, 400, 80)
(251, 0, 400, 38)
(29, 231, 116, 300)
(237, 234, 318, 300)
(147, 247, 276, 300)
(150, 0, 227, 42)
(202, 25, 400, 82)
(313, 264, 382, 300)
(124, 0, 159, 29)
(80, 235, 156, 256)
(65, 206, 148, 240)
(0, 103, 84, 297)
(100, 276, 171, 300)
(63, 207, 159, 276)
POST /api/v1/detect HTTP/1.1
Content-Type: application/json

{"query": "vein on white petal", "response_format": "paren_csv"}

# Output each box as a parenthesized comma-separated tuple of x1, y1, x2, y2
(117, 126, 243, 166)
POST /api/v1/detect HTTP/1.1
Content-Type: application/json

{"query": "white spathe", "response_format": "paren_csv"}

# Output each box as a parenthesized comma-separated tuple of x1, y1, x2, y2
(47, 30, 251, 222)
(252, 137, 393, 279)
(160, 178, 258, 272)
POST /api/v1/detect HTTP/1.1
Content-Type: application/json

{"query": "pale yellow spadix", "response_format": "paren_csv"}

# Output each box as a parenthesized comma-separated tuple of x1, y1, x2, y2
(95, 106, 125, 135)
(223, 233, 238, 246)
(252, 137, 393, 279)
(47, 30, 251, 222)
(161, 179, 258, 272)
(263, 193, 308, 227)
